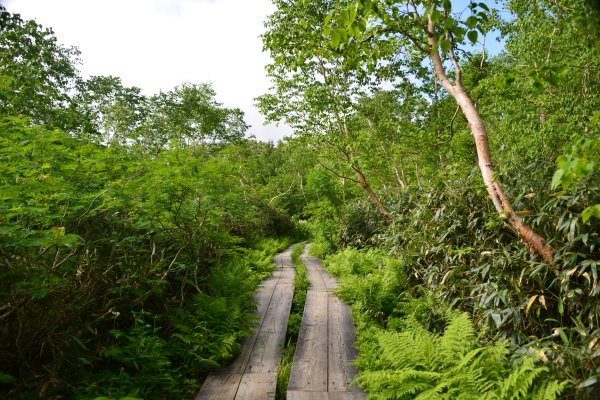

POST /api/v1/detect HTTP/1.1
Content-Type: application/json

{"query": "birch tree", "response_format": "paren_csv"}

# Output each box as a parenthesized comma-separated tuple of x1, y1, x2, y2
(325, 0, 555, 263)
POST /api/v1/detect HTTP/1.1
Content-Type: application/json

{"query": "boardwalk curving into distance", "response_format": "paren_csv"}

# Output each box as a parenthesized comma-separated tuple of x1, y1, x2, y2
(195, 244, 364, 399)
(287, 245, 365, 400)
(196, 246, 295, 400)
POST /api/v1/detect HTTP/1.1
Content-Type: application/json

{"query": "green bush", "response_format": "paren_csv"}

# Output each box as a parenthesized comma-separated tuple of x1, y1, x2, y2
(0, 117, 293, 399)
(357, 312, 566, 400)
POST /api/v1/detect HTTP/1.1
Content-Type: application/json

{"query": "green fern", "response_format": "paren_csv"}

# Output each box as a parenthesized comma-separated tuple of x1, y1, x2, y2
(439, 312, 475, 362)
(356, 313, 567, 399)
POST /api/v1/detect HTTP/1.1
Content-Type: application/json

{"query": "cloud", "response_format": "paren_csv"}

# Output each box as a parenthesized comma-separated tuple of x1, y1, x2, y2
(4, 0, 292, 141)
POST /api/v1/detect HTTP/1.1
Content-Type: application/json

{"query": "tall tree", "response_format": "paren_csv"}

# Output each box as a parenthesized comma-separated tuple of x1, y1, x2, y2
(142, 83, 248, 151)
(0, 10, 80, 128)
(72, 75, 148, 143)
(259, 0, 393, 220)
(323, 0, 556, 263)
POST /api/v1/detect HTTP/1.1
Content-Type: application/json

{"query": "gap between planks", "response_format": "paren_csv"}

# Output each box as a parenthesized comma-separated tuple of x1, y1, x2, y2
(286, 245, 365, 399)
(195, 246, 295, 400)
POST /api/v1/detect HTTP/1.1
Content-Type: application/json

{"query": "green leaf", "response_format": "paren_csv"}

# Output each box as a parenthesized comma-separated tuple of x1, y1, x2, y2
(340, 9, 349, 26)
(551, 169, 564, 190)
(0, 373, 16, 384)
(440, 38, 451, 54)
(331, 29, 341, 47)
(478, 2, 490, 11)
(559, 328, 569, 346)
(348, 5, 357, 26)
(557, 298, 564, 315)
(590, 110, 600, 125)
(442, 0, 452, 12)
(443, 17, 455, 29)
(323, 12, 333, 27)
(582, 204, 600, 223)
(358, 18, 367, 32)
(466, 16, 478, 29)
(467, 30, 478, 44)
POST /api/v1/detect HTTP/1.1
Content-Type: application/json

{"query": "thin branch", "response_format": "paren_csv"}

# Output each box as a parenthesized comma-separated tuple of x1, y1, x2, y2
(161, 245, 186, 280)
(480, 35, 486, 72)
(409, 0, 427, 30)
(448, 45, 462, 84)
(52, 248, 77, 270)
(433, 104, 459, 146)
(75, 187, 110, 222)
(316, 159, 359, 183)
(546, 26, 558, 63)
(269, 176, 296, 205)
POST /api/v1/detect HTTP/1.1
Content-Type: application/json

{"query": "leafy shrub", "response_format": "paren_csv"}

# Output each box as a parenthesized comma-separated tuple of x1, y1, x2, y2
(357, 312, 566, 399)
(325, 248, 407, 324)
(0, 117, 293, 399)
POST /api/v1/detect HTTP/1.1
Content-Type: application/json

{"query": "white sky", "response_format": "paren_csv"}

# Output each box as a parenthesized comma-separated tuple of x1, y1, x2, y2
(4, 0, 293, 141)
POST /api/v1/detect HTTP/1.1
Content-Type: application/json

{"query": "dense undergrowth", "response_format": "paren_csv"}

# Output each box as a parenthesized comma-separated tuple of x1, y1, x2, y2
(311, 154, 599, 398)
(0, 116, 300, 399)
(322, 248, 568, 399)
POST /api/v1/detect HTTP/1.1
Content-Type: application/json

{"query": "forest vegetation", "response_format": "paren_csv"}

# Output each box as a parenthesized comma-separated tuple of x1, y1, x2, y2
(1, 0, 599, 399)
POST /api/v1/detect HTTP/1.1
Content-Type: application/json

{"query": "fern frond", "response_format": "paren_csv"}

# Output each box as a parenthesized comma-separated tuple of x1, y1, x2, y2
(499, 357, 547, 399)
(357, 369, 441, 400)
(453, 347, 487, 372)
(416, 379, 470, 400)
(378, 329, 437, 370)
(530, 379, 568, 400)
(439, 312, 475, 362)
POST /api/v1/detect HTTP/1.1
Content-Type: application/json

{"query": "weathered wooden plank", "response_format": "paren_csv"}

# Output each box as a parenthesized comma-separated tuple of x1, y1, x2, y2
(195, 373, 242, 400)
(196, 245, 296, 399)
(320, 267, 339, 291)
(301, 248, 338, 291)
(328, 296, 360, 393)
(288, 245, 365, 399)
(287, 391, 363, 400)
(287, 289, 328, 391)
(236, 372, 277, 400)
(286, 390, 330, 400)
(245, 282, 294, 374)
(303, 261, 327, 290)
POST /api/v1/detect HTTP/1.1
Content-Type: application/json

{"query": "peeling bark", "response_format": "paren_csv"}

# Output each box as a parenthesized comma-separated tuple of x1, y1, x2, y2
(350, 164, 393, 221)
(426, 18, 555, 265)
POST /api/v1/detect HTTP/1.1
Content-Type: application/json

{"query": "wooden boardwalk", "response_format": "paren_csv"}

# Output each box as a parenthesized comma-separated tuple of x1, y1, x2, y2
(195, 244, 364, 399)
(196, 247, 295, 400)
(287, 246, 365, 400)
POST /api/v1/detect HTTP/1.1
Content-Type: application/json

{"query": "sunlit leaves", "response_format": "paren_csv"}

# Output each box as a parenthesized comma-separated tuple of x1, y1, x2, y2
(467, 30, 478, 44)
(0, 11, 80, 129)
(582, 204, 600, 223)
(551, 139, 597, 192)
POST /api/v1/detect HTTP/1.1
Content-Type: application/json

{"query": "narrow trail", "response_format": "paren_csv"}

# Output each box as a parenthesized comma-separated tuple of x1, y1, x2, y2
(286, 245, 365, 400)
(195, 244, 364, 399)
(196, 246, 295, 400)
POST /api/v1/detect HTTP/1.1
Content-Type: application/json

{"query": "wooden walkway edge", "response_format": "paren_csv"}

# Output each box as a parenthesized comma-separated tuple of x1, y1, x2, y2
(196, 246, 295, 400)
(195, 244, 364, 399)
(287, 245, 365, 400)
